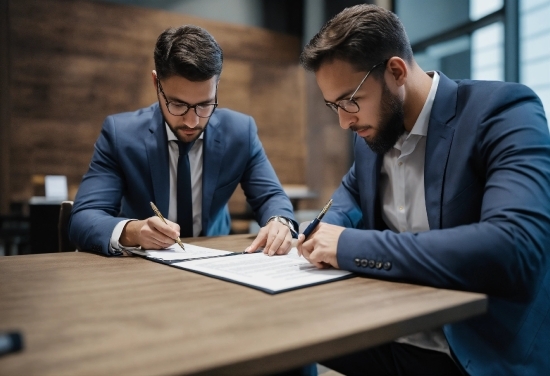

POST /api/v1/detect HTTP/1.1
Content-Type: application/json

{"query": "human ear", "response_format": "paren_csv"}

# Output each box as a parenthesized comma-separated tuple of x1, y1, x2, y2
(386, 57, 407, 86)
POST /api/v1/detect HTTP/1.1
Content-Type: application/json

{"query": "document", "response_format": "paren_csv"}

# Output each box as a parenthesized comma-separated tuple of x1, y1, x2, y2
(130, 243, 230, 262)
(133, 244, 354, 294)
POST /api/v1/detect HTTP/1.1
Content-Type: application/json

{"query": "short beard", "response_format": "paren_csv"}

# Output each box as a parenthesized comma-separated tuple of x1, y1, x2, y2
(169, 124, 205, 144)
(363, 81, 405, 155)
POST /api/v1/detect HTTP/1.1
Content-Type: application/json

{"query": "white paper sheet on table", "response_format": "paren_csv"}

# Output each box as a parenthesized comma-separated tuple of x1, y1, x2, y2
(132, 243, 353, 294)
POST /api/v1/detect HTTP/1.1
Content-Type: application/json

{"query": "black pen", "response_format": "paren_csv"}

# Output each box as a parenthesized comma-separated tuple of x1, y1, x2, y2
(301, 199, 333, 239)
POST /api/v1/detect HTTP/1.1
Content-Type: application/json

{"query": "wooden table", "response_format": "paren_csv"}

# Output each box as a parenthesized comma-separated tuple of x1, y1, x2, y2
(0, 234, 487, 375)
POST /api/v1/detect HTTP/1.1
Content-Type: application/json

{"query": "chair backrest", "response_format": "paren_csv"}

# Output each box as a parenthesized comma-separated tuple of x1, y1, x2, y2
(58, 200, 76, 252)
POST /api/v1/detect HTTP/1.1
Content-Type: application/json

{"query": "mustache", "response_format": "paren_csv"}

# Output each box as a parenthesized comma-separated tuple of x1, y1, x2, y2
(350, 125, 372, 133)
(174, 125, 203, 131)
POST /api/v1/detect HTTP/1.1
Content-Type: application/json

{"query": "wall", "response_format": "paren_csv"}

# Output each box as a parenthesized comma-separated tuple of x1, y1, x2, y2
(0, 0, 10, 214)
(99, 0, 264, 28)
(2, 0, 306, 216)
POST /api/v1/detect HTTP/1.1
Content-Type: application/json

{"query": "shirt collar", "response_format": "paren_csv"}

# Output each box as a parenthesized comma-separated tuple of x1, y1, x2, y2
(409, 71, 440, 137)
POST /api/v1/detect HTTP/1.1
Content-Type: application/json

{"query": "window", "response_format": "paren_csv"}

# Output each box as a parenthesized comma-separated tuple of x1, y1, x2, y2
(520, 0, 550, 113)
(398, 0, 550, 125)
(471, 22, 504, 80)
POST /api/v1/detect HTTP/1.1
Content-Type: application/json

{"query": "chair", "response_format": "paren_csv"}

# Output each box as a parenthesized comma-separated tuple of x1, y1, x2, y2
(58, 200, 76, 252)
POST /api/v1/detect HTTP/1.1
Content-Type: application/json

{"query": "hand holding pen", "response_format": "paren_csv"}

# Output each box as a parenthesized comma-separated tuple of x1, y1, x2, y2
(296, 199, 344, 269)
(150, 202, 186, 251)
(301, 199, 333, 239)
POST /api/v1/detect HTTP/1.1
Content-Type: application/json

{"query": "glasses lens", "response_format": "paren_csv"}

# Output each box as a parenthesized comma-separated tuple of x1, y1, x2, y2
(195, 104, 216, 118)
(167, 103, 189, 116)
(325, 103, 339, 113)
(338, 100, 359, 113)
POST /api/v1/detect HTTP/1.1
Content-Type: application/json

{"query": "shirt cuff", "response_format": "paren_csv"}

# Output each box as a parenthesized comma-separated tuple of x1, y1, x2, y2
(110, 219, 141, 255)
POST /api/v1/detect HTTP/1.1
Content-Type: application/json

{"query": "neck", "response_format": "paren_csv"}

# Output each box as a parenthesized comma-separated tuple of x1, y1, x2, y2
(402, 62, 433, 132)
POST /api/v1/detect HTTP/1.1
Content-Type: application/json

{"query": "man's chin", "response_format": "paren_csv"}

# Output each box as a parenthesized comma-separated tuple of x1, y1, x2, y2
(363, 137, 393, 155)
(176, 129, 203, 143)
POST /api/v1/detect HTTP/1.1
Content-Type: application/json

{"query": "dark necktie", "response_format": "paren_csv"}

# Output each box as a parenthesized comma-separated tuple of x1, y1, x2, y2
(176, 141, 195, 238)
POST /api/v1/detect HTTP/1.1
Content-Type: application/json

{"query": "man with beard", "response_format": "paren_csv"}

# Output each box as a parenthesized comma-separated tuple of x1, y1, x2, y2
(69, 25, 298, 257)
(297, 4, 550, 376)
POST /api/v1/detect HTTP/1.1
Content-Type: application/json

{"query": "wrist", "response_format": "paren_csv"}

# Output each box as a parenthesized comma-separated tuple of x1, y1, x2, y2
(266, 216, 298, 238)
(119, 220, 143, 247)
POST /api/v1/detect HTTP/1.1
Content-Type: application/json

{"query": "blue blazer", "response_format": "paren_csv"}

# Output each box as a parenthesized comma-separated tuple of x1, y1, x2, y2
(69, 103, 295, 255)
(324, 73, 550, 375)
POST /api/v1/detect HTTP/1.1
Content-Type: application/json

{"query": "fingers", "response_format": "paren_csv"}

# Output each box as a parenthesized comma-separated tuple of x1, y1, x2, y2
(296, 234, 306, 257)
(141, 217, 180, 249)
(308, 251, 329, 269)
(245, 227, 267, 253)
(263, 222, 292, 256)
(273, 232, 293, 255)
(152, 217, 180, 239)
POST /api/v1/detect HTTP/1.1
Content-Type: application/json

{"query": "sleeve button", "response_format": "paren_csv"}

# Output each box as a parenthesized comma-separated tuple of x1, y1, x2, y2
(383, 261, 392, 271)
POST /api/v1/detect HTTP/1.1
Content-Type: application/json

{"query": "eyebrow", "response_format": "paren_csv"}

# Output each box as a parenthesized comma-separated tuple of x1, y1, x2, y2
(325, 88, 356, 104)
(165, 94, 216, 105)
(334, 89, 357, 103)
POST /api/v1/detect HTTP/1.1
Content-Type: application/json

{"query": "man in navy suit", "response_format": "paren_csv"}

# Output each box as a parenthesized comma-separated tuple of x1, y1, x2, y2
(298, 4, 550, 375)
(69, 25, 298, 257)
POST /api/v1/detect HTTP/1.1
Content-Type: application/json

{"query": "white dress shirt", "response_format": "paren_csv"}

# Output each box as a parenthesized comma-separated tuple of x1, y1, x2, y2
(379, 72, 451, 356)
(110, 123, 204, 251)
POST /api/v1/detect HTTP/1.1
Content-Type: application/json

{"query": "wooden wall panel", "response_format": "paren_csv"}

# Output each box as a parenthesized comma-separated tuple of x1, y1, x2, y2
(0, 0, 10, 214)
(7, 0, 307, 215)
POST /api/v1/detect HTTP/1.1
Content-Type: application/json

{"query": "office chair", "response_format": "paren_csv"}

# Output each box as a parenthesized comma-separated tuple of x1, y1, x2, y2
(58, 200, 76, 252)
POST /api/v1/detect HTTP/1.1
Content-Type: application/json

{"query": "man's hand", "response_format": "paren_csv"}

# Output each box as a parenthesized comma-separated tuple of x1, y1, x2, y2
(245, 220, 293, 256)
(120, 216, 181, 249)
(296, 222, 344, 269)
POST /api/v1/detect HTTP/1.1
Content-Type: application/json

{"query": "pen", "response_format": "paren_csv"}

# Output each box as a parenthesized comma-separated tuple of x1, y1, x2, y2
(150, 201, 185, 251)
(301, 199, 333, 239)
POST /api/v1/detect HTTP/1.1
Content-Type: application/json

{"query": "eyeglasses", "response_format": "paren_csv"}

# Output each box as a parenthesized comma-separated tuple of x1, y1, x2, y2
(325, 59, 389, 114)
(157, 79, 218, 118)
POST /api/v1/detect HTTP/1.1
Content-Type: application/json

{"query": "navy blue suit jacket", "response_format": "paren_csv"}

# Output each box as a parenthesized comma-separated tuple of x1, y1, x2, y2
(69, 103, 295, 255)
(323, 73, 550, 375)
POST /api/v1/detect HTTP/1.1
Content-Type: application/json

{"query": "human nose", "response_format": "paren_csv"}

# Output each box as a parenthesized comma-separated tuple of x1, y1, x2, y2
(182, 108, 200, 128)
(338, 110, 356, 130)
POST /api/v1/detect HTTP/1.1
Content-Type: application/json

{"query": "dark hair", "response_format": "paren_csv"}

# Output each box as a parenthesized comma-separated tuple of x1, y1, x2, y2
(300, 4, 413, 77)
(154, 25, 223, 81)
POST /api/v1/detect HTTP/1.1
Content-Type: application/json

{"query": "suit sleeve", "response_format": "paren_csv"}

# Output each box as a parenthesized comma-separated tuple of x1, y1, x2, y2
(323, 159, 365, 229)
(68, 116, 130, 255)
(238, 116, 296, 227)
(335, 85, 550, 299)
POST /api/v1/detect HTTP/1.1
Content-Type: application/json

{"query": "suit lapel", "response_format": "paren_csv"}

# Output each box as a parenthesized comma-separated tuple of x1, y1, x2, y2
(201, 113, 224, 232)
(424, 72, 457, 230)
(357, 136, 383, 229)
(145, 104, 170, 216)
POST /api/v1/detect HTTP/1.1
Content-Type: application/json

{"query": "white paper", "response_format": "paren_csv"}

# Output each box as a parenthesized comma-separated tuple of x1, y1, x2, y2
(173, 248, 353, 293)
(130, 243, 231, 261)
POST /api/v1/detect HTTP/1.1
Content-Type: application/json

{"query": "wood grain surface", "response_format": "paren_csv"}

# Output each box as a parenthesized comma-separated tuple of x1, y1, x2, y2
(0, 234, 487, 375)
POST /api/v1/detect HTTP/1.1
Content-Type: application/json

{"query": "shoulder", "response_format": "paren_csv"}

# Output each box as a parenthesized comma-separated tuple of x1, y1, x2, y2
(210, 108, 255, 129)
(104, 103, 160, 131)
(210, 108, 257, 136)
(455, 79, 541, 109)
(451, 79, 546, 131)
